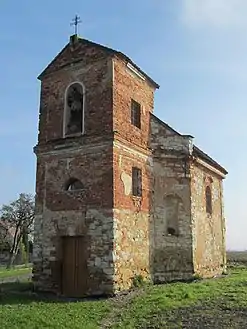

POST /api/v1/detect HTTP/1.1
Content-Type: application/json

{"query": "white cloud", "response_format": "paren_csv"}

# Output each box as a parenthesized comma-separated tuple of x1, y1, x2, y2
(182, 0, 247, 28)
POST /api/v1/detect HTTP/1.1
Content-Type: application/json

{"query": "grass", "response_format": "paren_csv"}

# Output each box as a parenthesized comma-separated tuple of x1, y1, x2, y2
(112, 267, 247, 328)
(0, 266, 32, 279)
(1, 262, 247, 328)
(0, 281, 110, 329)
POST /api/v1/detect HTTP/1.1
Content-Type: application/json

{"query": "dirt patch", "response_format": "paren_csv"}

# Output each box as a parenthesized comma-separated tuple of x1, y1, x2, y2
(100, 288, 145, 328)
(162, 304, 247, 329)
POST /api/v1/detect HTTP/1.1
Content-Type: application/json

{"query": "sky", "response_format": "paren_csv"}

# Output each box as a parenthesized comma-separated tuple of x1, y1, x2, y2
(0, 0, 246, 250)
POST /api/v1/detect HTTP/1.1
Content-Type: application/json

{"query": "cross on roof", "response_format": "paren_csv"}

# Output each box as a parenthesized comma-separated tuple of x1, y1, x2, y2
(70, 15, 82, 35)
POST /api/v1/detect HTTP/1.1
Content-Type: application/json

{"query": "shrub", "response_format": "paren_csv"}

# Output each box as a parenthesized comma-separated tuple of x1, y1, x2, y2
(132, 274, 146, 288)
(193, 273, 203, 281)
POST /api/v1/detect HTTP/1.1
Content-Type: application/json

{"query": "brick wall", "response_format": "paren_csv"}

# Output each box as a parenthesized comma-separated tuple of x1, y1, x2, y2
(111, 57, 155, 290)
(37, 41, 113, 144)
(112, 58, 155, 149)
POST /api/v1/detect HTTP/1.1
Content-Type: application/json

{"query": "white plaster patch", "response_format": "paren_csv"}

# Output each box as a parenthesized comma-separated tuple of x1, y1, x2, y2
(66, 158, 73, 170)
(120, 171, 132, 195)
(67, 226, 76, 236)
(95, 257, 101, 267)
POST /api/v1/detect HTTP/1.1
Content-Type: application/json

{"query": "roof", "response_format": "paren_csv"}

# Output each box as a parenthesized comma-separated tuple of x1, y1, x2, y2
(193, 146, 228, 175)
(38, 35, 160, 89)
(151, 114, 228, 175)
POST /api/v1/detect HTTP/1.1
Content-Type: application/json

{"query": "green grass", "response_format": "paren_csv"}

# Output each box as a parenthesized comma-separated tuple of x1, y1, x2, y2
(1, 267, 247, 328)
(0, 266, 32, 279)
(111, 268, 247, 328)
(0, 294, 110, 329)
(0, 281, 110, 329)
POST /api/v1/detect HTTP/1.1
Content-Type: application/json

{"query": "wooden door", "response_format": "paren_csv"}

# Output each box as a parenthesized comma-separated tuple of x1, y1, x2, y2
(62, 236, 87, 297)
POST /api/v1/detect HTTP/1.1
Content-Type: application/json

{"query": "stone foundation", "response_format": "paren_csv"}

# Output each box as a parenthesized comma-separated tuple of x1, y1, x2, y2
(113, 209, 150, 291)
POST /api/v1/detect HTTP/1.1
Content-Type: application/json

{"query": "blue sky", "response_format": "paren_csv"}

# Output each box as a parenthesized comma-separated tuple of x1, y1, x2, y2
(0, 0, 246, 250)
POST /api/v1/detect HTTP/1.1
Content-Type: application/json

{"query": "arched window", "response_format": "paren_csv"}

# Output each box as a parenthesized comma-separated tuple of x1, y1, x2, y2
(65, 178, 84, 191)
(205, 185, 212, 215)
(64, 82, 84, 137)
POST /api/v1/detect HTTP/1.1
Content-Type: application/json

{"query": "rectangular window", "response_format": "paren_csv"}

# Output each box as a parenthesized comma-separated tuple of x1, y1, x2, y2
(132, 167, 142, 196)
(131, 99, 141, 128)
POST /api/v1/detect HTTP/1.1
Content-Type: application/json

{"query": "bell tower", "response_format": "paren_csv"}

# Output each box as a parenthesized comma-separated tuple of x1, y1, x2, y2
(32, 29, 159, 296)
(33, 33, 116, 296)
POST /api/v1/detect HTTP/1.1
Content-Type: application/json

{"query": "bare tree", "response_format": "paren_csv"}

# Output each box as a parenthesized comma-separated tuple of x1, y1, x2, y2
(0, 193, 35, 268)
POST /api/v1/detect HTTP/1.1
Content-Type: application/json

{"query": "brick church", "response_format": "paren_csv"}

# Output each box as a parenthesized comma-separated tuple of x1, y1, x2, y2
(33, 34, 228, 297)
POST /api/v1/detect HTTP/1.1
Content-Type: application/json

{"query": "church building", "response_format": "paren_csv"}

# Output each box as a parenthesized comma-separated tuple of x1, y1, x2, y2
(32, 33, 227, 297)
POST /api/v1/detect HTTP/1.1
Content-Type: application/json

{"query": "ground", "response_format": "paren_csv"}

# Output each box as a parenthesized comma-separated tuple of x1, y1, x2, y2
(0, 265, 31, 280)
(1, 253, 247, 329)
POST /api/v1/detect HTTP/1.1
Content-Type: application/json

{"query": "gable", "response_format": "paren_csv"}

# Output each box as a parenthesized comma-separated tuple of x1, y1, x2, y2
(151, 114, 181, 137)
(38, 37, 112, 80)
(38, 36, 159, 89)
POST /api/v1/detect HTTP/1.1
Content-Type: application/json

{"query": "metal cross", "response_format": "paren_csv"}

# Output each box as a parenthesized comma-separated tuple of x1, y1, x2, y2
(70, 15, 82, 35)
